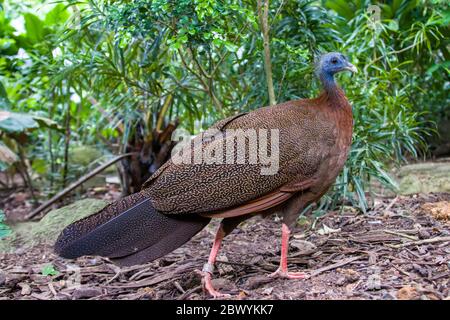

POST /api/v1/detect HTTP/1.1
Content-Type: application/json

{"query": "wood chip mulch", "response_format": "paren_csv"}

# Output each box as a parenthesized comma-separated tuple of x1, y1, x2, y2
(0, 193, 449, 300)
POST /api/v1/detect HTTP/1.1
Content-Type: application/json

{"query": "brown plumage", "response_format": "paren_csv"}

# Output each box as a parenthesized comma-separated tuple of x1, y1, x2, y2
(55, 52, 357, 297)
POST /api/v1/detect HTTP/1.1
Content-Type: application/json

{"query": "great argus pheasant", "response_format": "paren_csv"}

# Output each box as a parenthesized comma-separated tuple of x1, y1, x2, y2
(55, 52, 357, 298)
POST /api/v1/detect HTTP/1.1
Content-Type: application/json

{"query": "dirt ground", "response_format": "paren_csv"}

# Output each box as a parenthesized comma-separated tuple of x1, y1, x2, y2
(0, 192, 449, 300)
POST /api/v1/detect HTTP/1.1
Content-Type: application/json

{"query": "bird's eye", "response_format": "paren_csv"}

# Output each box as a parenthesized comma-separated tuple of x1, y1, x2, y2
(331, 58, 338, 64)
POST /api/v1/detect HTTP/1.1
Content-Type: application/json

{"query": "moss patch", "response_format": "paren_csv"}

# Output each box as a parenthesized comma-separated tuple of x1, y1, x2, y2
(0, 198, 107, 253)
(397, 162, 450, 195)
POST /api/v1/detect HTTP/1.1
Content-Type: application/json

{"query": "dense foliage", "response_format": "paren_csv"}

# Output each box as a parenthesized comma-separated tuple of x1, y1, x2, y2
(0, 0, 448, 214)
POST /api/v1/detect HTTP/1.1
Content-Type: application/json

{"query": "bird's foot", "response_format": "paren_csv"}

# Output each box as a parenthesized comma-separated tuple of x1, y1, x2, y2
(268, 267, 309, 279)
(195, 269, 231, 299)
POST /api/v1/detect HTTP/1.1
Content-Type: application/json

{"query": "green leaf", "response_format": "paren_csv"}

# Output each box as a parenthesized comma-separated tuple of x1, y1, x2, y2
(41, 264, 59, 277)
(24, 13, 44, 44)
(426, 61, 450, 74)
(31, 158, 47, 175)
(0, 111, 63, 133)
(44, 4, 70, 25)
(33, 116, 64, 132)
(0, 38, 18, 55)
(0, 111, 38, 133)
(386, 20, 399, 31)
(224, 41, 238, 52)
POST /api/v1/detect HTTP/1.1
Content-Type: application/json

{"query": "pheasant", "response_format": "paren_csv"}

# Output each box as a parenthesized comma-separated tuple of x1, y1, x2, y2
(55, 52, 357, 298)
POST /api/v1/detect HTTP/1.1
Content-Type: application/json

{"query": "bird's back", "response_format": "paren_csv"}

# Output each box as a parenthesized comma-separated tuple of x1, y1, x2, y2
(143, 97, 348, 215)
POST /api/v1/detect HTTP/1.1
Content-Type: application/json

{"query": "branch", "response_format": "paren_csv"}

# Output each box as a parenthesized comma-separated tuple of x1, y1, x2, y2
(189, 48, 212, 79)
(257, 0, 276, 106)
(25, 153, 135, 220)
(177, 48, 223, 112)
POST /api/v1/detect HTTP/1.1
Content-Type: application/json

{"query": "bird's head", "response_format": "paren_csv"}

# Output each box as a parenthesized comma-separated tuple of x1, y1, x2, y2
(316, 52, 357, 77)
(315, 52, 357, 91)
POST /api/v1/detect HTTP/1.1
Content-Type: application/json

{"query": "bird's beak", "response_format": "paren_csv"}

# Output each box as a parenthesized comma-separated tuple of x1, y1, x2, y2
(344, 62, 358, 73)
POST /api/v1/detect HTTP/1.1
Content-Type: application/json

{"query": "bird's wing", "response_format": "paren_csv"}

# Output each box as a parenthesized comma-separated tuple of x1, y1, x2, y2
(199, 177, 318, 218)
(143, 101, 337, 215)
(141, 112, 249, 190)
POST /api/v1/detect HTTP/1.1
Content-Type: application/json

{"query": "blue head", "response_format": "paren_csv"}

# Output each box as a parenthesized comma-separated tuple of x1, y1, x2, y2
(316, 52, 357, 91)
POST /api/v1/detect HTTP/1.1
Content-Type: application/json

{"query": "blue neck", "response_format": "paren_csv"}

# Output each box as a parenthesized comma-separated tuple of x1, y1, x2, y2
(320, 71, 336, 93)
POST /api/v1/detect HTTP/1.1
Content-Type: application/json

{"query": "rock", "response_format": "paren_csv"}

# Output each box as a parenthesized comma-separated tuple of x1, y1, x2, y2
(397, 162, 450, 195)
(0, 199, 107, 253)
(72, 286, 103, 299)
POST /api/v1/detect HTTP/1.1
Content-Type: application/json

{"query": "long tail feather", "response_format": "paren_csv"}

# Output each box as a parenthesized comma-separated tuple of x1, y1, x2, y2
(54, 193, 210, 266)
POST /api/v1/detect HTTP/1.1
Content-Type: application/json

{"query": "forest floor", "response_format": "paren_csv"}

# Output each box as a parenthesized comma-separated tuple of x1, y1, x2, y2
(0, 190, 449, 300)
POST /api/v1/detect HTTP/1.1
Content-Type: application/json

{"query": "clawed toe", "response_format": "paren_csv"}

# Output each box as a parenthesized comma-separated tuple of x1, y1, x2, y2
(195, 269, 232, 299)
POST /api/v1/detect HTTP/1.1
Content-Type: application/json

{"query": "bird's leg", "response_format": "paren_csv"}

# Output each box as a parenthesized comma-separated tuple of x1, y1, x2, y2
(199, 224, 231, 298)
(269, 223, 308, 279)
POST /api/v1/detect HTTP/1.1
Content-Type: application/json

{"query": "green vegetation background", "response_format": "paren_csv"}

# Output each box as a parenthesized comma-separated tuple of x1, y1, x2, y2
(0, 0, 448, 233)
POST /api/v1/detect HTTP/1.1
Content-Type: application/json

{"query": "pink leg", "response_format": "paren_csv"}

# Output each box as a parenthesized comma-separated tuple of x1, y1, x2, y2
(199, 225, 231, 298)
(269, 223, 308, 279)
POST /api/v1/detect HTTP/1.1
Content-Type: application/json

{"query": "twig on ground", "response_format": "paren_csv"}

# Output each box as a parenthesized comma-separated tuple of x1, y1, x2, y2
(387, 236, 450, 249)
(129, 266, 153, 281)
(383, 229, 419, 241)
(391, 264, 413, 277)
(384, 196, 399, 213)
(309, 256, 362, 277)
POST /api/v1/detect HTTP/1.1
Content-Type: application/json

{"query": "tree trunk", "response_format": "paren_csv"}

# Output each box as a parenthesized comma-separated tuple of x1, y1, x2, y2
(121, 120, 179, 195)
